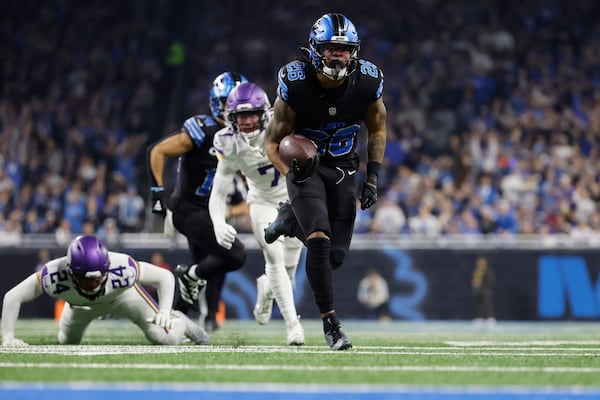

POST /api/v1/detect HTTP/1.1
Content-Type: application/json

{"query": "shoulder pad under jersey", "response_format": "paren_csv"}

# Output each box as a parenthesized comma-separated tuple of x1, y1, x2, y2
(213, 126, 237, 160)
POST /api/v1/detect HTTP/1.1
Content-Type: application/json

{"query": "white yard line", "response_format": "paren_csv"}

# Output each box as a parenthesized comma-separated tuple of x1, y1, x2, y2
(1, 362, 600, 373)
(445, 341, 600, 346)
(1, 345, 600, 357)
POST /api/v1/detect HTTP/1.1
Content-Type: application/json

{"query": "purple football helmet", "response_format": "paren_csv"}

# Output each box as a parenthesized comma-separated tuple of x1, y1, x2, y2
(66, 235, 110, 299)
(225, 82, 270, 141)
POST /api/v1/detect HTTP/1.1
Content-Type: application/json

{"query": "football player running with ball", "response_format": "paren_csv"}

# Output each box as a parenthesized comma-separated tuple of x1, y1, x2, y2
(2, 235, 208, 346)
(264, 13, 387, 350)
(209, 82, 305, 346)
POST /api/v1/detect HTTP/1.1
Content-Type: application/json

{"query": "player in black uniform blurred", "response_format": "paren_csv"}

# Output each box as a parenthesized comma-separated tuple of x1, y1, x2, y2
(264, 13, 387, 350)
(147, 72, 249, 332)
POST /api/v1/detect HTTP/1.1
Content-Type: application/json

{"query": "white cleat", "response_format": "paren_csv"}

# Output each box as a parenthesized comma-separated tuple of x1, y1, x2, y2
(253, 274, 274, 325)
(286, 318, 305, 346)
(173, 311, 209, 345)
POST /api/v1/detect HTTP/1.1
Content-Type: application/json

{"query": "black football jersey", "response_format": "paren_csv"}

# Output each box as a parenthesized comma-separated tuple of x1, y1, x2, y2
(276, 59, 384, 165)
(169, 114, 220, 208)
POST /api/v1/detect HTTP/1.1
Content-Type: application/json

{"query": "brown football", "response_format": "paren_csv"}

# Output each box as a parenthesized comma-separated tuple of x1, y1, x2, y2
(278, 134, 318, 168)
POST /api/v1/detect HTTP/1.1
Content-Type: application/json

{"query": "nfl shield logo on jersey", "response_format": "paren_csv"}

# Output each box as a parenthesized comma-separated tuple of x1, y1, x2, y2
(328, 107, 337, 116)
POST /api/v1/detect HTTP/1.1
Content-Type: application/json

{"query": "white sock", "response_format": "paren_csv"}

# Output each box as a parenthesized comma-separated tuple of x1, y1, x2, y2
(285, 264, 298, 291)
(266, 262, 298, 326)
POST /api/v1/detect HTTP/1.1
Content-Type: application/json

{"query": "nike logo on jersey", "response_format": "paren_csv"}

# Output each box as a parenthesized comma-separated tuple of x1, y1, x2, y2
(348, 170, 357, 175)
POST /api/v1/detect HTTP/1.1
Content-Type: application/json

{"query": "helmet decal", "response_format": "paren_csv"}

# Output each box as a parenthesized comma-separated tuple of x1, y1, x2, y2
(209, 72, 249, 120)
(308, 13, 360, 80)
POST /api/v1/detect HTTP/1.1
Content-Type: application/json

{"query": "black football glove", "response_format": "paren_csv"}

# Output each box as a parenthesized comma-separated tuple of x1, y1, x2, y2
(360, 173, 378, 210)
(150, 186, 167, 217)
(289, 155, 319, 185)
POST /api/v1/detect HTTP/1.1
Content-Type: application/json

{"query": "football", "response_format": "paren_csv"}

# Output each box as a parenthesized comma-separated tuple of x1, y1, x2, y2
(278, 134, 318, 168)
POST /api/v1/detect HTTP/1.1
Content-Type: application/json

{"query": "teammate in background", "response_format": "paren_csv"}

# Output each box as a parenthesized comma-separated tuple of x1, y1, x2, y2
(209, 82, 305, 345)
(147, 72, 248, 332)
(264, 13, 387, 350)
(357, 268, 390, 321)
(472, 256, 496, 324)
(1, 235, 208, 346)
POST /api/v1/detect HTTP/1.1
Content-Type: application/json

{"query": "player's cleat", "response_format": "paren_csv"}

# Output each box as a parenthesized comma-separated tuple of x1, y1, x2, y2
(323, 313, 352, 351)
(253, 274, 274, 325)
(286, 317, 305, 346)
(175, 264, 205, 311)
(204, 319, 220, 333)
(173, 311, 209, 345)
(264, 201, 294, 244)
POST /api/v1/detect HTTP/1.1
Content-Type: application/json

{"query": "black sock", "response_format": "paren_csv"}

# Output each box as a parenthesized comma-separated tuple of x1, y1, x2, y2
(306, 237, 334, 314)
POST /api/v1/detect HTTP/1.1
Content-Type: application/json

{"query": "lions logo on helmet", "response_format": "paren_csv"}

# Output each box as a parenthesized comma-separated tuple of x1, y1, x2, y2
(209, 72, 249, 120)
(308, 13, 360, 81)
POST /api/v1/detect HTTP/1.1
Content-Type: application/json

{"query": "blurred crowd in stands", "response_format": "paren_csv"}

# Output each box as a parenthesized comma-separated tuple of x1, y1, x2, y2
(2, 0, 600, 242)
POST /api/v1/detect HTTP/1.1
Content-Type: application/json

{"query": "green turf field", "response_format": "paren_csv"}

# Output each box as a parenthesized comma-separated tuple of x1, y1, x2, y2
(1, 318, 599, 390)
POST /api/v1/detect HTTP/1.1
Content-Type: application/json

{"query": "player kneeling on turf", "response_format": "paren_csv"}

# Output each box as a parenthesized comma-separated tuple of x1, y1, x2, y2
(1, 235, 208, 346)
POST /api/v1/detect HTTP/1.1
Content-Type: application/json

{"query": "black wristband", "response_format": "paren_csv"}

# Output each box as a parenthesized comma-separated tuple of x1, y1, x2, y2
(366, 161, 381, 177)
(366, 173, 378, 185)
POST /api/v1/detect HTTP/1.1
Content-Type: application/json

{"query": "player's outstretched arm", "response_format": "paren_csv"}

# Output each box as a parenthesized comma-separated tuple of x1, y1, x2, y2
(147, 130, 194, 188)
(138, 261, 175, 329)
(147, 131, 193, 216)
(209, 162, 238, 250)
(2, 272, 43, 346)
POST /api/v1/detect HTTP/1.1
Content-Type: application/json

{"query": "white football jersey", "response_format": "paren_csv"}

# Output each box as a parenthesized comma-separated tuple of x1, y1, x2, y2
(214, 126, 288, 206)
(40, 251, 139, 307)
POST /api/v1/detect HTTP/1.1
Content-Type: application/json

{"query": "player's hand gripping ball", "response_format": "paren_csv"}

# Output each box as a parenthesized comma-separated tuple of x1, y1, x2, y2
(278, 134, 318, 168)
(279, 134, 319, 184)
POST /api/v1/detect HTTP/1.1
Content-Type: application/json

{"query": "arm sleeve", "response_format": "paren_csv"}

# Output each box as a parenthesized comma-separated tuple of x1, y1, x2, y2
(2, 273, 43, 339)
(209, 162, 235, 227)
(137, 262, 175, 313)
(183, 117, 208, 148)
